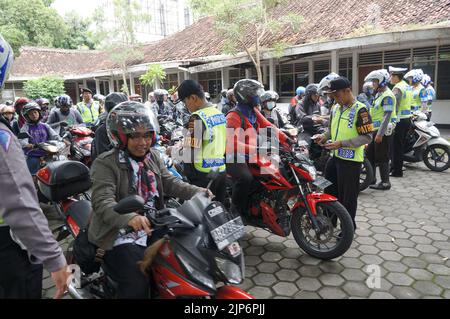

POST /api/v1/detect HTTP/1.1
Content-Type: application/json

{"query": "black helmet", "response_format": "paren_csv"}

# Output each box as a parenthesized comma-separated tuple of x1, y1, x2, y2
(22, 102, 42, 123)
(233, 79, 265, 107)
(105, 92, 128, 113)
(260, 90, 279, 103)
(305, 84, 319, 96)
(106, 101, 157, 150)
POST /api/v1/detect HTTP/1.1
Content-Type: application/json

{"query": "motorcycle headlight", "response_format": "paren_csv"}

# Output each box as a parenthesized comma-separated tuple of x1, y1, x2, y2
(215, 257, 243, 285)
(177, 253, 216, 291)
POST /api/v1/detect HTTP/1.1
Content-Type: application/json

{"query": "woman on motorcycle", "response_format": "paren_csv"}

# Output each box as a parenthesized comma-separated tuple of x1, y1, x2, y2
(259, 90, 288, 128)
(19, 102, 61, 175)
(88, 101, 206, 298)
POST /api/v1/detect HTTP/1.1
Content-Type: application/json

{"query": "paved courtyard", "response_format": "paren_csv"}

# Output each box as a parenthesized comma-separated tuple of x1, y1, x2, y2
(41, 159, 450, 299)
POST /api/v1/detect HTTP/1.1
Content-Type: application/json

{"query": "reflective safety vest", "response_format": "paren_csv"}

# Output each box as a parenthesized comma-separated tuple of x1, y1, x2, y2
(330, 101, 367, 163)
(370, 88, 397, 130)
(411, 84, 425, 112)
(192, 106, 227, 173)
(394, 80, 413, 119)
(77, 101, 100, 124)
(0, 217, 5, 227)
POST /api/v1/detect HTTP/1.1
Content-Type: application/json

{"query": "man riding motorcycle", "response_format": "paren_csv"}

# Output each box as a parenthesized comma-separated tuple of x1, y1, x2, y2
(357, 82, 375, 108)
(260, 90, 287, 128)
(47, 95, 84, 136)
(225, 79, 291, 217)
(88, 101, 207, 298)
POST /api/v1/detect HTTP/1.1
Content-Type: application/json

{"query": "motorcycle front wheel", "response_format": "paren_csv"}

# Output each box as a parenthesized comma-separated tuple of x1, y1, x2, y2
(291, 201, 354, 260)
(359, 158, 374, 191)
(423, 144, 450, 172)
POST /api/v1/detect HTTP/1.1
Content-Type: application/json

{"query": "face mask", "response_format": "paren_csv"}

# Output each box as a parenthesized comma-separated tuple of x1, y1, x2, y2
(267, 101, 276, 110)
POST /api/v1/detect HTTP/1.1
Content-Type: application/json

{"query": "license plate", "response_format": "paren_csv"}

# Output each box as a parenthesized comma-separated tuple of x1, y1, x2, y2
(313, 176, 333, 190)
(210, 217, 245, 251)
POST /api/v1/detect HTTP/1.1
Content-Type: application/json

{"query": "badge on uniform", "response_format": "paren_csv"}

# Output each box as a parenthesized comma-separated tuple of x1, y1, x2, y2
(0, 129, 12, 153)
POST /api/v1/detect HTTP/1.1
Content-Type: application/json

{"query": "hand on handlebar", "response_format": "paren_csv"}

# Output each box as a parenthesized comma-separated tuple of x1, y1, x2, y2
(127, 215, 152, 234)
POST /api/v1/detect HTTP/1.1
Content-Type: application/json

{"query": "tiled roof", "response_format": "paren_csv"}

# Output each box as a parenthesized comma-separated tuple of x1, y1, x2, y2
(10, 0, 450, 78)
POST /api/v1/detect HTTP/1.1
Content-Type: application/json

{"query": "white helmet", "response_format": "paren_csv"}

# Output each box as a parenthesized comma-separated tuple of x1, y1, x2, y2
(364, 69, 390, 87)
(421, 74, 432, 86)
(0, 35, 14, 90)
(404, 69, 424, 84)
(318, 72, 340, 94)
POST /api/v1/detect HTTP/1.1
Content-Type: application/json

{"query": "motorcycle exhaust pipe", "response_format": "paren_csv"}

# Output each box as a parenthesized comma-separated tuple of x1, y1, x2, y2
(67, 281, 93, 299)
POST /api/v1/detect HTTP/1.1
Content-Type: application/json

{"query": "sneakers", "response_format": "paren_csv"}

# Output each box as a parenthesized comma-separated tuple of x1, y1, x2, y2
(369, 182, 391, 190)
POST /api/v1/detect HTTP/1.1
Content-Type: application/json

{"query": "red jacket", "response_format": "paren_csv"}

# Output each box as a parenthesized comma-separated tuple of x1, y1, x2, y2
(226, 107, 289, 158)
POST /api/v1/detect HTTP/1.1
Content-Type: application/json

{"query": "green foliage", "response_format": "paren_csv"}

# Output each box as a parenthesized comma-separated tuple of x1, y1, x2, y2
(139, 64, 167, 87)
(23, 76, 65, 100)
(62, 11, 98, 50)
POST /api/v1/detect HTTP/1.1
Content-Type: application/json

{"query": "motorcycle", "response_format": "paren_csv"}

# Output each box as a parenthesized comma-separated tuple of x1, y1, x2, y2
(227, 140, 355, 260)
(403, 111, 450, 172)
(64, 125, 94, 168)
(36, 161, 253, 299)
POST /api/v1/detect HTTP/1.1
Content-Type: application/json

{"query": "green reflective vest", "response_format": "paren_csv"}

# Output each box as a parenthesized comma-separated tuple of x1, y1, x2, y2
(330, 101, 367, 163)
(370, 88, 397, 130)
(192, 106, 227, 173)
(0, 217, 4, 226)
(77, 101, 100, 124)
(394, 80, 413, 119)
(411, 84, 425, 112)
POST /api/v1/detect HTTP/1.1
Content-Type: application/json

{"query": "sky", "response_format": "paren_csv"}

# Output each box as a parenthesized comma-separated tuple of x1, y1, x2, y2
(52, 0, 102, 18)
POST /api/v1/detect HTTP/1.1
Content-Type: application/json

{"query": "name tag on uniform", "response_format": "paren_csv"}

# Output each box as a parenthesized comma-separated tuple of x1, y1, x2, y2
(337, 148, 355, 159)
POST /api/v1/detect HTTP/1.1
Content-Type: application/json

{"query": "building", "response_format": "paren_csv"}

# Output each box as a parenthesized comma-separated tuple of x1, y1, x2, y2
(5, 0, 450, 125)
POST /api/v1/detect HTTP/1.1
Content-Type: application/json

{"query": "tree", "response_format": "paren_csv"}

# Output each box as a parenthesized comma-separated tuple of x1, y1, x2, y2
(189, 0, 303, 83)
(93, 0, 151, 95)
(23, 76, 65, 100)
(139, 64, 166, 89)
(0, 0, 68, 54)
(62, 11, 98, 50)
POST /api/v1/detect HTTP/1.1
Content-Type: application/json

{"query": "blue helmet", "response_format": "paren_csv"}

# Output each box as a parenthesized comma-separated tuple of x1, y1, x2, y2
(404, 69, 424, 84)
(55, 94, 73, 108)
(0, 35, 14, 90)
(296, 86, 306, 96)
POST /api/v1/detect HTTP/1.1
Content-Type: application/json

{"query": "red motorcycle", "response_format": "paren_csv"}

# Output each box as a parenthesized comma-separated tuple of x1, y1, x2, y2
(65, 125, 94, 167)
(36, 161, 253, 299)
(228, 141, 355, 260)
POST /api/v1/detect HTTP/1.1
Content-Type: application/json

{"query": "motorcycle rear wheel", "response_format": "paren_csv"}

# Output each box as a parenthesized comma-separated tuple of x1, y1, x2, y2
(291, 201, 354, 260)
(359, 158, 374, 191)
(423, 145, 450, 172)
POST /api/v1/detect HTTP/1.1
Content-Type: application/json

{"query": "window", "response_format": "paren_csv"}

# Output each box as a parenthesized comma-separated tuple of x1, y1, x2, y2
(198, 71, 222, 98)
(162, 73, 179, 90)
(229, 68, 246, 89)
(276, 62, 308, 96)
(339, 57, 353, 82)
(313, 60, 330, 83)
(437, 45, 450, 100)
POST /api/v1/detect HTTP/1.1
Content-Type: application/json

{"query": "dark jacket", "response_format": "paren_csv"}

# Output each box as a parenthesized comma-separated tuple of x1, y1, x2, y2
(88, 148, 203, 250)
(91, 123, 111, 161)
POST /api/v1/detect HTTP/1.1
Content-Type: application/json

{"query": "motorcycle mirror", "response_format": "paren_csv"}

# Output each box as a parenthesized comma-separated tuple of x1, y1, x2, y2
(114, 195, 145, 215)
(17, 132, 31, 139)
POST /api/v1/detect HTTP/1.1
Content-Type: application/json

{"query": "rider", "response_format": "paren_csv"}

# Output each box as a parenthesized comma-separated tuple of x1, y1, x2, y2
(47, 95, 84, 136)
(289, 86, 306, 124)
(313, 77, 374, 229)
(221, 89, 237, 115)
(0, 34, 69, 299)
(226, 79, 291, 217)
(151, 89, 176, 120)
(389, 66, 413, 178)
(19, 102, 61, 175)
(88, 101, 205, 298)
(421, 74, 435, 121)
(76, 88, 100, 126)
(317, 72, 340, 116)
(357, 82, 375, 108)
(11, 98, 29, 136)
(0, 103, 16, 125)
(364, 69, 397, 190)
(404, 69, 427, 114)
(260, 90, 287, 128)
(91, 92, 128, 161)
(35, 98, 51, 123)
(93, 94, 106, 114)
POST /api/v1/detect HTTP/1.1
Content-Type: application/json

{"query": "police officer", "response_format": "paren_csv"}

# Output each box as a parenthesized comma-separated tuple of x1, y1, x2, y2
(389, 66, 413, 178)
(313, 77, 374, 229)
(76, 88, 100, 125)
(0, 35, 69, 299)
(171, 80, 227, 203)
(404, 69, 427, 113)
(364, 69, 397, 190)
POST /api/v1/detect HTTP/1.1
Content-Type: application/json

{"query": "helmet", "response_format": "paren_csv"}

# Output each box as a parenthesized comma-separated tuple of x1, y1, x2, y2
(260, 90, 279, 103)
(14, 98, 30, 115)
(404, 69, 424, 84)
(154, 89, 165, 102)
(388, 66, 408, 77)
(106, 101, 157, 150)
(55, 94, 73, 108)
(421, 74, 432, 86)
(362, 81, 374, 94)
(22, 102, 42, 123)
(296, 86, 306, 96)
(205, 92, 211, 101)
(364, 69, 390, 87)
(318, 72, 340, 94)
(226, 89, 235, 99)
(105, 92, 128, 113)
(233, 79, 265, 107)
(221, 89, 227, 98)
(35, 98, 50, 106)
(5, 100, 13, 106)
(0, 35, 13, 90)
(305, 84, 319, 96)
(93, 94, 106, 102)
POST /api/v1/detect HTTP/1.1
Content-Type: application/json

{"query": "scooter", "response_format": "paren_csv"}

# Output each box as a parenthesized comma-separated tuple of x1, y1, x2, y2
(404, 111, 450, 172)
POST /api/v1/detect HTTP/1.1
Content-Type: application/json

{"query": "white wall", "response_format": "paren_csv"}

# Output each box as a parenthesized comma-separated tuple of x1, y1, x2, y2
(431, 100, 450, 126)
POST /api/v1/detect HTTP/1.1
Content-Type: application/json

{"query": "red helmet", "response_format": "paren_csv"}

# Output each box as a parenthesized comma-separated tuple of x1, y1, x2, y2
(14, 97, 29, 114)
